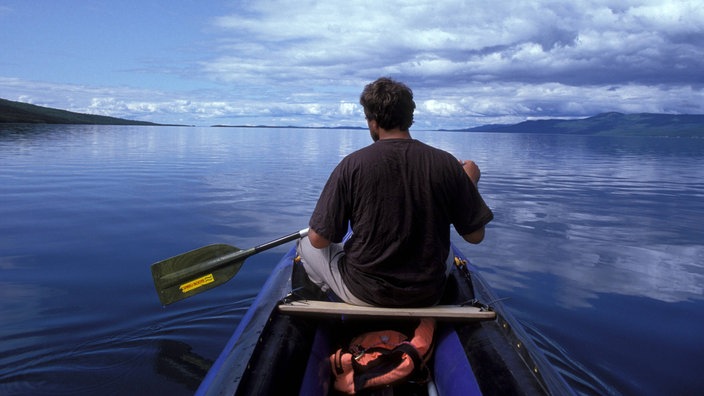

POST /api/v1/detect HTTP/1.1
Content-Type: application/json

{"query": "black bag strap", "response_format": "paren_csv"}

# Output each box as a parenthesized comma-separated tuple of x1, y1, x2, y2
(352, 342, 427, 392)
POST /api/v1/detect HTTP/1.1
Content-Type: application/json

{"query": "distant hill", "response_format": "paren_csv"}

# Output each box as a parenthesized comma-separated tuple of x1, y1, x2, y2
(461, 112, 704, 137)
(211, 124, 366, 130)
(0, 98, 163, 125)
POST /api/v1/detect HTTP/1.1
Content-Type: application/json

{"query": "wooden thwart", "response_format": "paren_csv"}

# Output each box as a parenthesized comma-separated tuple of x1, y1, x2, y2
(278, 300, 496, 321)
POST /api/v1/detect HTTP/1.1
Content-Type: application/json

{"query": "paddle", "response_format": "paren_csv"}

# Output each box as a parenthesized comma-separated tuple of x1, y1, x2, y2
(151, 228, 309, 305)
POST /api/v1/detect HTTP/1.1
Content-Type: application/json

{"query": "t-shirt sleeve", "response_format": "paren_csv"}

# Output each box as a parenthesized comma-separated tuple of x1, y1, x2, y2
(309, 162, 351, 243)
(451, 167, 494, 236)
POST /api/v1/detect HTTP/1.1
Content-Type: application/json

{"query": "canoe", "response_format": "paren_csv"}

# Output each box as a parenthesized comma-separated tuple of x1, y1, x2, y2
(195, 244, 575, 395)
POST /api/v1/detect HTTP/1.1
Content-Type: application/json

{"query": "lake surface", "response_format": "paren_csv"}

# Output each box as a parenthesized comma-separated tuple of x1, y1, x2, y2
(1, 124, 702, 395)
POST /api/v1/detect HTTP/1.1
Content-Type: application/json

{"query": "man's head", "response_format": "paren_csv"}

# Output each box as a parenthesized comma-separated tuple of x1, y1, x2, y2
(359, 77, 415, 133)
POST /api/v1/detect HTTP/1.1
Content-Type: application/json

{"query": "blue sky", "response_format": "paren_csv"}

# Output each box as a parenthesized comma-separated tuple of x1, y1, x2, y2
(1, 0, 703, 128)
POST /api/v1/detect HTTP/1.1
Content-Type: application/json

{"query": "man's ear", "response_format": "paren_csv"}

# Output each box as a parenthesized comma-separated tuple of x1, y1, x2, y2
(368, 119, 378, 130)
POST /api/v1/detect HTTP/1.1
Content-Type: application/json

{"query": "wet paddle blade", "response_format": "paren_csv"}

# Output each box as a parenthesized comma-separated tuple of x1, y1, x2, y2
(151, 244, 247, 306)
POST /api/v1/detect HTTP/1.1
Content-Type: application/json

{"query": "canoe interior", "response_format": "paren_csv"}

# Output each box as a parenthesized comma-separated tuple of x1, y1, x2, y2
(197, 246, 573, 396)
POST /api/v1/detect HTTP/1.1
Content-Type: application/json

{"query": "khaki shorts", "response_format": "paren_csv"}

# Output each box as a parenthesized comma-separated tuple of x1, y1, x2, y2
(296, 236, 455, 306)
(296, 236, 372, 306)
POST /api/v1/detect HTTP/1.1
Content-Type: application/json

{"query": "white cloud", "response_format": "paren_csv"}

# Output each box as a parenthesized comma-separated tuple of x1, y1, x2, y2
(1, 0, 702, 127)
(3, 76, 701, 128)
(206, 0, 704, 89)
(422, 100, 462, 117)
(338, 102, 358, 117)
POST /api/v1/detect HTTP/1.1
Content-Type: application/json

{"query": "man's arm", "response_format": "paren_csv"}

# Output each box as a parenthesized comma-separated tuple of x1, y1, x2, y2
(308, 227, 331, 249)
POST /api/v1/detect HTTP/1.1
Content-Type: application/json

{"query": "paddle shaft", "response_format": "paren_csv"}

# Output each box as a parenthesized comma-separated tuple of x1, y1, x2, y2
(254, 228, 309, 254)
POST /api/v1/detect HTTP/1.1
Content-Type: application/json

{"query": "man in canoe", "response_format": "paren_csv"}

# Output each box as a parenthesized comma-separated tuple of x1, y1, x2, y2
(297, 77, 493, 307)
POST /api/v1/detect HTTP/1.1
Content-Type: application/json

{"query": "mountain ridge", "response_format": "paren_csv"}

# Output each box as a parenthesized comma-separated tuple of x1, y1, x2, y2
(0, 98, 174, 126)
(458, 112, 704, 137)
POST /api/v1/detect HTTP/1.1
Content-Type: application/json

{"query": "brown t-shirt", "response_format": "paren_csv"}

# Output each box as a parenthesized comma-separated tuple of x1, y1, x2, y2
(309, 139, 493, 307)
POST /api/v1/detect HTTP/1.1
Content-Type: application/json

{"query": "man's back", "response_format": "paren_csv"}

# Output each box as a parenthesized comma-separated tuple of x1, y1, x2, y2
(310, 138, 492, 306)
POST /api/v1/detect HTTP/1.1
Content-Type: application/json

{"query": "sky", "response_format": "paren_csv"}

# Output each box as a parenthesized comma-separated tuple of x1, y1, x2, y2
(1, 0, 703, 129)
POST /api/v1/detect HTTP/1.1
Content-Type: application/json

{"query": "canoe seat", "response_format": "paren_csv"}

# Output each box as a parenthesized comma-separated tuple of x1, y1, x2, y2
(278, 300, 496, 321)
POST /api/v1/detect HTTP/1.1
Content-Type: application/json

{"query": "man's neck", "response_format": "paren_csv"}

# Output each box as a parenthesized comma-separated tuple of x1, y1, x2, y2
(378, 128, 411, 140)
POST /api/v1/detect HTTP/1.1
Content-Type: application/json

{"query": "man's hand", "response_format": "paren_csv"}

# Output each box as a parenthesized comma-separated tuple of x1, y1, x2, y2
(460, 160, 481, 186)
(459, 160, 485, 244)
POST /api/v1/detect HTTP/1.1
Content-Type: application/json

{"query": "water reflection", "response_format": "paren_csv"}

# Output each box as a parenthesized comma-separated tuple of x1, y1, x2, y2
(451, 133, 704, 309)
(155, 340, 212, 391)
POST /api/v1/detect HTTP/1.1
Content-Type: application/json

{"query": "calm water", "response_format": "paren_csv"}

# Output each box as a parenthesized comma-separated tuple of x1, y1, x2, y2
(1, 124, 702, 395)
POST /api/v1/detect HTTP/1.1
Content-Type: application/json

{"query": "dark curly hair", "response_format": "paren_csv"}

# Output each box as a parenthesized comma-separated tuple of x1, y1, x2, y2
(359, 77, 415, 131)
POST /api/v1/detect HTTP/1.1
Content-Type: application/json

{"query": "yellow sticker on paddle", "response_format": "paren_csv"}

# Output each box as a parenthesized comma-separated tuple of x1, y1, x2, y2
(179, 273, 215, 293)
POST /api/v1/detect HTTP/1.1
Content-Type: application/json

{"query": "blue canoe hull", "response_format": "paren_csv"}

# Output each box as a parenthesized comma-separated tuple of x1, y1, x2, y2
(196, 245, 573, 395)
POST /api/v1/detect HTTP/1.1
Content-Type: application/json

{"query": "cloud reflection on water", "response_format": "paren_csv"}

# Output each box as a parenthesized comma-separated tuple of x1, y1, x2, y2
(452, 133, 704, 309)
